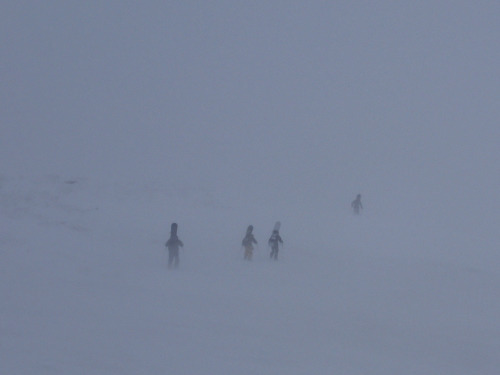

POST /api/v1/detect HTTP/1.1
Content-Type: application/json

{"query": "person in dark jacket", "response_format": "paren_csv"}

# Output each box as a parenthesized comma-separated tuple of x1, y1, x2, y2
(242, 225, 257, 261)
(165, 223, 184, 268)
(351, 194, 363, 214)
(268, 229, 283, 260)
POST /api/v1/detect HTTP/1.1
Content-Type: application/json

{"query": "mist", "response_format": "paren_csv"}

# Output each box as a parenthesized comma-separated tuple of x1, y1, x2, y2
(1, 2, 499, 373)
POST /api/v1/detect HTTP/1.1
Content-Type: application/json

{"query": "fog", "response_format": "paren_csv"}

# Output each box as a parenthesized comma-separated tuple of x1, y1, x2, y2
(3, 1, 499, 261)
(1, 2, 499, 373)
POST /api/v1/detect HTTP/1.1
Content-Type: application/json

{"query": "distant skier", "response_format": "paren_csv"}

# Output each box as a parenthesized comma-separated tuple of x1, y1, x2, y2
(351, 194, 363, 214)
(242, 225, 257, 261)
(165, 223, 184, 268)
(268, 229, 283, 260)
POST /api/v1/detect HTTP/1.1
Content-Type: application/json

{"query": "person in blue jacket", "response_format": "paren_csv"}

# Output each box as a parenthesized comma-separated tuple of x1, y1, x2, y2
(268, 229, 283, 260)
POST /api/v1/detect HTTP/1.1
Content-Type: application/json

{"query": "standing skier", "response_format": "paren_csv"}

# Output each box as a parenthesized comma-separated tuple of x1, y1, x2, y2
(351, 194, 363, 214)
(165, 223, 184, 268)
(242, 225, 257, 261)
(268, 229, 283, 260)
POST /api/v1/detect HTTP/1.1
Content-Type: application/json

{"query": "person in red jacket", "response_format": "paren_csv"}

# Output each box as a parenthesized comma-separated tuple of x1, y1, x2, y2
(242, 225, 257, 261)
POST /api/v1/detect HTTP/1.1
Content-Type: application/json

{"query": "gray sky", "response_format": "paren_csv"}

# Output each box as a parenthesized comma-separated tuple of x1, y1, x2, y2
(2, 1, 499, 226)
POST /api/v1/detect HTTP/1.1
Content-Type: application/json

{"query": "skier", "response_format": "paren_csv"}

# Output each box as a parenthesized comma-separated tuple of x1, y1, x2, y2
(242, 225, 257, 261)
(351, 194, 363, 214)
(268, 229, 283, 260)
(165, 223, 184, 268)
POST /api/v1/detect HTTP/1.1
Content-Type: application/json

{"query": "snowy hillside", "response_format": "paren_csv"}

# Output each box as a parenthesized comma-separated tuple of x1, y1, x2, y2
(1, 175, 498, 374)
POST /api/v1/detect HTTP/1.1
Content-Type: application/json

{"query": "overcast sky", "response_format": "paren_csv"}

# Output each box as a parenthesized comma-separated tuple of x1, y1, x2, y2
(2, 2, 499, 228)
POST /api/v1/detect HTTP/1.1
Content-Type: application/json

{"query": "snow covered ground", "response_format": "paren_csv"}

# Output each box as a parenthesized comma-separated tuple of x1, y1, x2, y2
(1, 175, 498, 374)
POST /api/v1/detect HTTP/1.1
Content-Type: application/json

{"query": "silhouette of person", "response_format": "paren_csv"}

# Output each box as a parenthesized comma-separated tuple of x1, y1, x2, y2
(351, 194, 363, 214)
(242, 225, 257, 260)
(165, 223, 184, 268)
(268, 230, 283, 260)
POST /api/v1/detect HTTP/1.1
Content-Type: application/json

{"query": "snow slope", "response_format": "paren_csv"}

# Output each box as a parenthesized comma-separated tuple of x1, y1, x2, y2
(1, 175, 498, 374)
